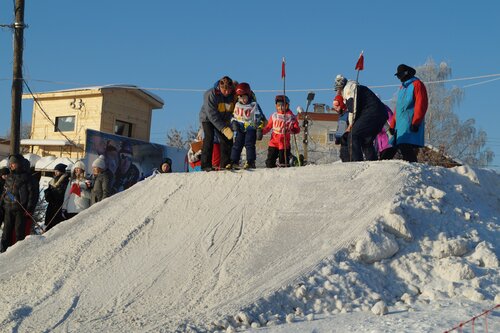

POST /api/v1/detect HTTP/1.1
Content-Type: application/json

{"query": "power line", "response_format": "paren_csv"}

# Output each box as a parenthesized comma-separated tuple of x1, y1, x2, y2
(2, 73, 500, 94)
(23, 79, 84, 151)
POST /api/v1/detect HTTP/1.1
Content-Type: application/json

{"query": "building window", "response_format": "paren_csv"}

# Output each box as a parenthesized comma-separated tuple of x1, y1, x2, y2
(115, 120, 133, 137)
(328, 130, 336, 143)
(55, 116, 75, 132)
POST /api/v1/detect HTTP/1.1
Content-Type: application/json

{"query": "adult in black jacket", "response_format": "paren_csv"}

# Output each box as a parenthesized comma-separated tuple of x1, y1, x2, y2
(335, 75, 388, 161)
(44, 163, 69, 232)
(0, 167, 9, 229)
(1, 154, 37, 253)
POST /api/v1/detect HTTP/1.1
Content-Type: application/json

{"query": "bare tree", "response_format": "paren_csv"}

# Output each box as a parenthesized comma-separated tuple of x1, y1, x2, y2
(185, 125, 200, 145)
(166, 128, 185, 149)
(414, 59, 494, 167)
(6, 122, 31, 139)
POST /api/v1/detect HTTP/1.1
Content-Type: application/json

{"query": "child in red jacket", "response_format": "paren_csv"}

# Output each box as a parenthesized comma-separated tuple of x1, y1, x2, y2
(262, 95, 300, 167)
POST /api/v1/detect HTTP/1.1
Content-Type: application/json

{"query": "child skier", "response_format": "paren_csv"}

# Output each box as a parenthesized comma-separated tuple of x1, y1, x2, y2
(263, 95, 300, 168)
(227, 82, 266, 169)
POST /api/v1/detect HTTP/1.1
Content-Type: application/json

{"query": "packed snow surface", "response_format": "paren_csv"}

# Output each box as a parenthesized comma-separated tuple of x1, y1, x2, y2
(0, 161, 498, 332)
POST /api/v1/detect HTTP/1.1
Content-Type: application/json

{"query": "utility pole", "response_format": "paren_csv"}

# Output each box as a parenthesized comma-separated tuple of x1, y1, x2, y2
(10, 0, 26, 155)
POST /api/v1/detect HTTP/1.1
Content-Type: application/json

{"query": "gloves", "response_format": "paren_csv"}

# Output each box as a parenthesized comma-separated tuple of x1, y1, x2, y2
(256, 128, 263, 141)
(410, 124, 420, 132)
(230, 121, 239, 132)
(221, 127, 233, 140)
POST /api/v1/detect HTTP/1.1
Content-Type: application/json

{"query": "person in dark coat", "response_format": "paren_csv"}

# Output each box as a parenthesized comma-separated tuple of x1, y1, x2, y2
(44, 163, 69, 232)
(1, 154, 37, 253)
(0, 167, 10, 229)
(88, 155, 114, 205)
(335, 74, 388, 161)
(198, 76, 236, 171)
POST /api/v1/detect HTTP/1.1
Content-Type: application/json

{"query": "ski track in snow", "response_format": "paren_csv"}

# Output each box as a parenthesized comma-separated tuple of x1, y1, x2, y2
(0, 161, 498, 332)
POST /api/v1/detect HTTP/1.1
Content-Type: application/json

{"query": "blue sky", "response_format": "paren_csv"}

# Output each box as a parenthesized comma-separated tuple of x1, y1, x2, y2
(1, 1, 499, 168)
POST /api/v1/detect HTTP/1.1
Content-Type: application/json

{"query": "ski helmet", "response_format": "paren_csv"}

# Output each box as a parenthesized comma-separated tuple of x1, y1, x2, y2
(275, 95, 290, 104)
(334, 74, 347, 91)
(236, 82, 251, 96)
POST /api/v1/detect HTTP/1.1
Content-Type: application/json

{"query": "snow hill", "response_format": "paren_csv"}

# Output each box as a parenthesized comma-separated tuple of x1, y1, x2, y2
(0, 161, 498, 332)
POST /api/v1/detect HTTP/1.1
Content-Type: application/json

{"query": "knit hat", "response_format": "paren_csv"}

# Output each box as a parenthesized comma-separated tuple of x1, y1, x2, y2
(161, 158, 172, 173)
(218, 76, 233, 91)
(92, 155, 106, 169)
(54, 163, 67, 173)
(72, 160, 86, 171)
(0, 167, 9, 176)
(334, 74, 348, 91)
(8, 154, 23, 165)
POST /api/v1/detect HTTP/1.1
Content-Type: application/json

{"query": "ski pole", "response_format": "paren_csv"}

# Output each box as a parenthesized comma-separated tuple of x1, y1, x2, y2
(6, 191, 45, 234)
(293, 134, 301, 166)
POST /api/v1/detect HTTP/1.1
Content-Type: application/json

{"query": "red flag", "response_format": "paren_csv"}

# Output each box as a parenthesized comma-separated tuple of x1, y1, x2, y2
(355, 51, 364, 71)
(70, 183, 81, 197)
(281, 57, 286, 79)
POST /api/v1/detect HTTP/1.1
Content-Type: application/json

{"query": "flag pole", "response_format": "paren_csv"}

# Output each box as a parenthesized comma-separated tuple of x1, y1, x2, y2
(281, 57, 288, 167)
(350, 51, 364, 161)
(355, 51, 364, 83)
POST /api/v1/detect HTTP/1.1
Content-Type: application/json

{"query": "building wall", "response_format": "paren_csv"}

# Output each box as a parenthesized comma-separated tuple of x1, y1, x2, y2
(26, 88, 158, 159)
(255, 118, 339, 155)
(30, 93, 103, 146)
(303, 119, 338, 145)
(101, 89, 152, 141)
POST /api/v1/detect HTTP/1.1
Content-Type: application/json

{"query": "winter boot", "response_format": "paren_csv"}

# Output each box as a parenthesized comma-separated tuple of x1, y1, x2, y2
(243, 161, 256, 169)
(225, 163, 240, 170)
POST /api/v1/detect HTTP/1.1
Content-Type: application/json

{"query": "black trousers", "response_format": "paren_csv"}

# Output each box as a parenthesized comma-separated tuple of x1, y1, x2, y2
(265, 146, 291, 168)
(201, 122, 233, 169)
(1, 208, 25, 252)
(382, 144, 419, 162)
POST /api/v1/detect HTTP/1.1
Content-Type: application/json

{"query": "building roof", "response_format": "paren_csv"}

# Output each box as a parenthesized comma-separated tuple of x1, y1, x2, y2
(21, 139, 75, 146)
(22, 84, 164, 109)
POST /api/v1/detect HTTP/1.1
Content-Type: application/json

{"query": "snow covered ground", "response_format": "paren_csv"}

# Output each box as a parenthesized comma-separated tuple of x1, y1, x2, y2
(0, 160, 498, 332)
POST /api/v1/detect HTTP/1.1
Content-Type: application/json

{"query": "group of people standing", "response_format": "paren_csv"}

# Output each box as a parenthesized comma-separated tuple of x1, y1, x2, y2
(0, 151, 174, 253)
(198, 63, 428, 170)
(332, 63, 428, 163)
(198, 76, 300, 171)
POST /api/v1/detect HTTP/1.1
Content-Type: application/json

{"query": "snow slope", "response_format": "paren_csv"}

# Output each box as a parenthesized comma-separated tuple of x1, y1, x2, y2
(0, 161, 498, 332)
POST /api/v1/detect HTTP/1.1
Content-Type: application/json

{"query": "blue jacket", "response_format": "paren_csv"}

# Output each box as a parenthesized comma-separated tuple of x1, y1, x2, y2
(392, 77, 428, 146)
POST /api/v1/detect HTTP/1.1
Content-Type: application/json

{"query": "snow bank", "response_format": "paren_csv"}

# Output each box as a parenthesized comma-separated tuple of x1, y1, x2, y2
(0, 161, 498, 332)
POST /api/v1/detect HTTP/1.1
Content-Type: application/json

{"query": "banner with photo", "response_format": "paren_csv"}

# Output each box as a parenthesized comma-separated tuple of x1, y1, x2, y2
(85, 129, 165, 193)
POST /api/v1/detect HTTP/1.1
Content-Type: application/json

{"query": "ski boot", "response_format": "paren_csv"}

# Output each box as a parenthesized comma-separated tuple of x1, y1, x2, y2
(243, 161, 256, 169)
(225, 163, 240, 170)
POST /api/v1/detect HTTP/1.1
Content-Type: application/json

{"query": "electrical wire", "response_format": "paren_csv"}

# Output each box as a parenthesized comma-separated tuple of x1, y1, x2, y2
(22, 79, 84, 151)
(1, 73, 500, 94)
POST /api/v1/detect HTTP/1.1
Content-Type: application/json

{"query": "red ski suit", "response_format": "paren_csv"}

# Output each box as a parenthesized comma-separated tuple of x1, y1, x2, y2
(262, 109, 300, 149)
